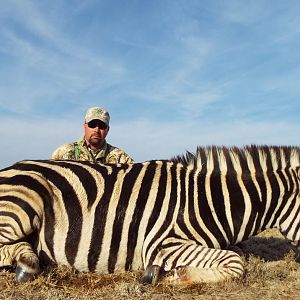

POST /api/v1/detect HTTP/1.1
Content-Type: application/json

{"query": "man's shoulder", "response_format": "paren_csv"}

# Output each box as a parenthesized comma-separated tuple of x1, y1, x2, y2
(106, 144, 127, 156)
(106, 144, 134, 164)
(51, 143, 76, 159)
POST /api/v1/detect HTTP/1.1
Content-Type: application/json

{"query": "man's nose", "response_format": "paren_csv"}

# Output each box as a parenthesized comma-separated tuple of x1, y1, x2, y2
(93, 126, 101, 131)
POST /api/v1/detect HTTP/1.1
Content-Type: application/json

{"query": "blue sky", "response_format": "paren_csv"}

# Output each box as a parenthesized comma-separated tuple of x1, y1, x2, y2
(1, 0, 300, 168)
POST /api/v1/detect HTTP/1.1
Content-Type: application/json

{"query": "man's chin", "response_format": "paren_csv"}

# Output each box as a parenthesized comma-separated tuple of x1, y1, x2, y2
(90, 138, 103, 147)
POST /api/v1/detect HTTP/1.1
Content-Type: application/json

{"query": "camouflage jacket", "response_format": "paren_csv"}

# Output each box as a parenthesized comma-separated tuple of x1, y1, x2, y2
(51, 137, 134, 164)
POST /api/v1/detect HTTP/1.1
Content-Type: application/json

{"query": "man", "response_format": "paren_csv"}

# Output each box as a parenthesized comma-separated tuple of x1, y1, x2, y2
(51, 106, 134, 164)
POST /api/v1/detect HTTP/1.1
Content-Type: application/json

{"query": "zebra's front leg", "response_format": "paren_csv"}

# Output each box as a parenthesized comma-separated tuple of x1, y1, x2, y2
(0, 242, 40, 282)
(165, 246, 244, 283)
(141, 265, 161, 284)
(144, 238, 245, 284)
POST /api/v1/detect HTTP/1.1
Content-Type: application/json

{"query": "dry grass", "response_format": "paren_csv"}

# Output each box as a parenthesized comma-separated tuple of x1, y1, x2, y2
(1, 229, 299, 300)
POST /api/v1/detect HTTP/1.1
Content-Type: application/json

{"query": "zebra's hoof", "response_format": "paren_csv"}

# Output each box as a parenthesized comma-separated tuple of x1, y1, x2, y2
(15, 266, 36, 282)
(140, 265, 160, 284)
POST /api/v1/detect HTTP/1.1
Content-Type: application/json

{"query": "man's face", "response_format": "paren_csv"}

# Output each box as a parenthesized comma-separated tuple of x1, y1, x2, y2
(84, 119, 109, 148)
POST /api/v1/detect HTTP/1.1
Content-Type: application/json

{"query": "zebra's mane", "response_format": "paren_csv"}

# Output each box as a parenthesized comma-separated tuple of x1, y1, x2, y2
(171, 145, 300, 172)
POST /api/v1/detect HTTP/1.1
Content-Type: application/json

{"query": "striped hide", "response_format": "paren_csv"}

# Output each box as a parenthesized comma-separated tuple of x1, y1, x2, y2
(0, 145, 299, 283)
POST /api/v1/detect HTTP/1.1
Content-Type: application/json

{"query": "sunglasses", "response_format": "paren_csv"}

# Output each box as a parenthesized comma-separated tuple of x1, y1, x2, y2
(87, 120, 108, 130)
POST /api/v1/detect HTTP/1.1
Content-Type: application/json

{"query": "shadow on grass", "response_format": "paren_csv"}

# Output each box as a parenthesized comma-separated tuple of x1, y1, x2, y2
(237, 235, 299, 262)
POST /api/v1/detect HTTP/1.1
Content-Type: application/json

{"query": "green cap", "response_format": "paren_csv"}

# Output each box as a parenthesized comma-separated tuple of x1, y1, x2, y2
(85, 107, 110, 126)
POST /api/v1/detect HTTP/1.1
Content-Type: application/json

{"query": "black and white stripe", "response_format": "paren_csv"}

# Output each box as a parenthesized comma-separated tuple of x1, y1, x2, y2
(0, 145, 299, 283)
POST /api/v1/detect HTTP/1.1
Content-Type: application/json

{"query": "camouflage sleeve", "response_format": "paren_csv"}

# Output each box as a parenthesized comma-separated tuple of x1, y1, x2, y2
(118, 152, 134, 164)
(51, 143, 75, 160)
(105, 147, 134, 164)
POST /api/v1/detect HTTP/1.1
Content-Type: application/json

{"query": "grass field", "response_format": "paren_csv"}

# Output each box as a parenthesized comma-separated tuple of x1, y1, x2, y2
(0, 229, 299, 300)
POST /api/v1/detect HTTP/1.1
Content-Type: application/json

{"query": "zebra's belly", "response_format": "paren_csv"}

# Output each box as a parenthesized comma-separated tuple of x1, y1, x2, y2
(38, 235, 145, 273)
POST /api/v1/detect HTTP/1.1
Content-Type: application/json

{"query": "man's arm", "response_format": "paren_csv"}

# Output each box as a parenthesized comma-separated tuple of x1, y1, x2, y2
(51, 143, 74, 160)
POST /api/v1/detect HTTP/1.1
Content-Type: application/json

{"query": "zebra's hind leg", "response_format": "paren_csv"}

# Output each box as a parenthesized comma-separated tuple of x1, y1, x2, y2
(149, 238, 244, 284)
(0, 242, 40, 282)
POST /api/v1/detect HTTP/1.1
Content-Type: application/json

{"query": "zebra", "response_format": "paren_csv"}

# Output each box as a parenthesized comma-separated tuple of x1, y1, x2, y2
(0, 145, 299, 283)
